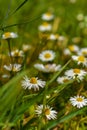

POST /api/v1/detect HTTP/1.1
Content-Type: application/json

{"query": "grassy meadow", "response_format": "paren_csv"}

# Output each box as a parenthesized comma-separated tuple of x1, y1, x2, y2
(0, 0, 87, 130)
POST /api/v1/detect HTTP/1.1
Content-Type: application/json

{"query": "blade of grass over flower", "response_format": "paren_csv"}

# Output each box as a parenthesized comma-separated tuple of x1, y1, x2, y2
(44, 107, 87, 130)
(47, 79, 74, 104)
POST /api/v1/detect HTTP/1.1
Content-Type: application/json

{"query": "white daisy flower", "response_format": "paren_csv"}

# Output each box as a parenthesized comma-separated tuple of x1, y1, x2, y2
(65, 68, 87, 81)
(34, 63, 61, 73)
(2, 32, 18, 39)
(4, 64, 22, 72)
(38, 22, 52, 32)
(21, 76, 46, 91)
(41, 12, 54, 21)
(78, 48, 87, 56)
(39, 50, 55, 62)
(72, 55, 87, 67)
(11, 49, 24, 57)
(57, 76, 71, 84)
(68, 45, 79, 53)
(48, 34, 59, 40)
(35, 105, 57, 120)
(70, 95, 87, 108)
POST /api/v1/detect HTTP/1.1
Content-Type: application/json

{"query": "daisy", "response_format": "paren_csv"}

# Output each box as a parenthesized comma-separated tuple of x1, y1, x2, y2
(21, 76, 46, 91)
(39, 50, 55, 62)
(38, 22, 52, 32)
(34, 63, 61, 73)
(41, 12, 54, 21)
(35, 105, 57, 120)
(2, 32, 18, 39)
(48, 34, 59, 40)
(57, 76, 71, 84)
(78, 48, 87, 56)
(65, 68, 87, 81)
(72, 55, 87, 67)
(68, 45, 79, 53)
(70, 95, 87, 108)
(11, 49, 24, 57)
(4, 64, 22, 72)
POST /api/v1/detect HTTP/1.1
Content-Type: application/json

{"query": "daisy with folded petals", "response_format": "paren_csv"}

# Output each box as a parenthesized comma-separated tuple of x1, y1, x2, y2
(11, 49, 24, 57)
(65, 68, 87, 81)
(41, 12, 54, 21)
(21, 76, 46, 91)
(34, 63, 61, 73)
(57, 76, 71, 84)
(4, 64, 22, 72)
(70, 95, 87, 108)
(39, 50, 55, 62)
(38, 22, 52, 32)
(35, 105, 57, 120)
(2, 32, 18, 39)
(72, 55, 87, 67)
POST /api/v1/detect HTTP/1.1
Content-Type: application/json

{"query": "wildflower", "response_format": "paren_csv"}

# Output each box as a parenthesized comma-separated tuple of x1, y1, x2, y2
(70, 95, 87, 108)
(35, 105, 57, 120)
(34, 63, 61, 73)
(64, 45, 79, 56)
(2, 32, 18, 39)
(72, 55, 87, 67)
(21, 76, 46, 91)
(11, 49, 24, 57)
(78, 48, 87, 56)
(57, 76, 71, 84)
(38, 22, 52, 32)
(41, 12, 54, 21)
(48, 34, 59, 40)
(65, 68, 87, 81)
(39, 50, 55, 62)
(4, 64, 22, 72)
(68, 45, 79, 53)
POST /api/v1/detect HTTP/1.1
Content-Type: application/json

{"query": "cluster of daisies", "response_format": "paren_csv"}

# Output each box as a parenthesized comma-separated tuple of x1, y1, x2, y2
(1, 32, 31, 79)
(1, 10, 87, 122)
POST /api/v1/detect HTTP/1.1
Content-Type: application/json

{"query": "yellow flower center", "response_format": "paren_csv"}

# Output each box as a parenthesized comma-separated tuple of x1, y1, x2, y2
(45, 64, 50, 69)
(44, 53, 51, 59)
(44, 108, 50, 115)
(43, 22, 49, 27)
(78, 56, 85, 62)
(30, 77, 37, 84)
(46, 12, 51, 17)
(73, 69, 80, 74)
(63, 78, 69, 83)
(68, 45, 75, 51)
(4, 32, 11, 38)
(12, 67, 17, 72)
(76, 97, 83, 102)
